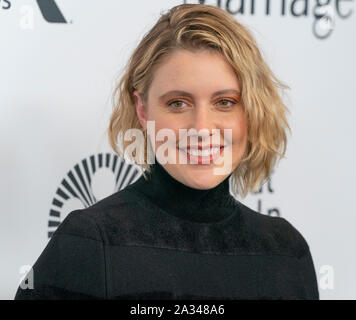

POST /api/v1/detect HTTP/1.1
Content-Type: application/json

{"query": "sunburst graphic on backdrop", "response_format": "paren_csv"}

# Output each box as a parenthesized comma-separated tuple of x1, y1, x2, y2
(47, 153, 142, 238)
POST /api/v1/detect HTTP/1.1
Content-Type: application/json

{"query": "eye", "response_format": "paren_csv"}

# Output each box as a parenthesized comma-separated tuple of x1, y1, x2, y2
(217, 99, 236, 108)
(167, 100, 188, 110)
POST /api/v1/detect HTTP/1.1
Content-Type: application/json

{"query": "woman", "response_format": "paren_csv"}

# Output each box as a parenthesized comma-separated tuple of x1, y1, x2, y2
(15, 4, 319, 300)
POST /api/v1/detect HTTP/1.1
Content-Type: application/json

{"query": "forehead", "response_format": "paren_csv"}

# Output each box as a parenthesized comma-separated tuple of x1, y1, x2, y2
(149, 49, 240, 96)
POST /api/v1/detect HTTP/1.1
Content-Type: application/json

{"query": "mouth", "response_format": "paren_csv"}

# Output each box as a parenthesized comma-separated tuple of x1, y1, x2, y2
(178, 145, 225, 164)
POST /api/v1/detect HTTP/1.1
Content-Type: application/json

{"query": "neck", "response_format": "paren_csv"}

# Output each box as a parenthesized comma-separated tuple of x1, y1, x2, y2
(131, 159, 236, 223)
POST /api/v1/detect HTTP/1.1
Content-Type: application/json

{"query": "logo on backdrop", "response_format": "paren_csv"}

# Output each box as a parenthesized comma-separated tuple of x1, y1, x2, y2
(184, 0, 353, 39)
(251, 174, 281, 217)
(4, 0, 70, 27)
(0, 0, 11, 10)
(36, 0, 67, 23)
(47, 153, 142, 238)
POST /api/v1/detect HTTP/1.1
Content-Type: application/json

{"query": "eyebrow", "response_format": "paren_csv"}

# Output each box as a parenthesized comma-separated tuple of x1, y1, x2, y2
(158, 89, 241, 101)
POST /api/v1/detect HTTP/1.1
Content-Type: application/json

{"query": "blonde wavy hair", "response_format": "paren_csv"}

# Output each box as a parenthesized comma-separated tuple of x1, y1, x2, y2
(107, 3, 291, 198)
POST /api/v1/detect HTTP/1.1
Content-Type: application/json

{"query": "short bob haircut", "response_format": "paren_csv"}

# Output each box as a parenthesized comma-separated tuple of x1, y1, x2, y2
(108, 3, 291, 198)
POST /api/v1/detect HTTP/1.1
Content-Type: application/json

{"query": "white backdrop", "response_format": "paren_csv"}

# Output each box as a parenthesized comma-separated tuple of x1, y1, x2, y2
(1, 0, 355, 299)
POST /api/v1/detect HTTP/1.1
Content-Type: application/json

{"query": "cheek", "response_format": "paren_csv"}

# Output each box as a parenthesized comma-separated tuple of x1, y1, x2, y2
(226, 115, 248, 146)
(154, 121, 180, 139)
(149, 109, 181, 131)
(151, 119, 181, 151)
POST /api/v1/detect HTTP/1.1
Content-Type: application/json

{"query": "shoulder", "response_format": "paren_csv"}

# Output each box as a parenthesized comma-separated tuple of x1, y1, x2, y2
(15, 189, 139, 299)
(53, 187, 139, 241)
(236, 201, 310, 258)
(16, 210, 110, 299)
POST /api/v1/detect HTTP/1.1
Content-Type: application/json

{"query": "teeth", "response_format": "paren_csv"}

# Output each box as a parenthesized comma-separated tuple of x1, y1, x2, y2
(183, 147, 220, 157)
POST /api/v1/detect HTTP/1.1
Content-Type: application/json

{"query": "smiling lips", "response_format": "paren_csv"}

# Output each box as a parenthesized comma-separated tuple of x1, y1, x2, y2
(178, 144, 225, 164)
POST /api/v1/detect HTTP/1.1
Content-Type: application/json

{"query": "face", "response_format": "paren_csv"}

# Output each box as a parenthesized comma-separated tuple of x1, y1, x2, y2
(134, 49, 248, 190)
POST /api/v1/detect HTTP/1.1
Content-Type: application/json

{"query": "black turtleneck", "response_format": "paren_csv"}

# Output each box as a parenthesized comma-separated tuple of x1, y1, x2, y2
(131, 159, 237, 223)
(14, 159, 320, 300)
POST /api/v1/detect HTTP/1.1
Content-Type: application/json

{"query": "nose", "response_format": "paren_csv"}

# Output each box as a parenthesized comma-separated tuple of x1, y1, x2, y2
(189, 104, 216, 142)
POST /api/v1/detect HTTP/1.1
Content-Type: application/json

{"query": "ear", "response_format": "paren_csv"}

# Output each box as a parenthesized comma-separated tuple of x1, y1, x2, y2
(133, 90, 147, 130)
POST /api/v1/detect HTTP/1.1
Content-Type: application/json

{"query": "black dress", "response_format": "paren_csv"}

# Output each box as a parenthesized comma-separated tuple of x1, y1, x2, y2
(14, 160, 319, 300)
